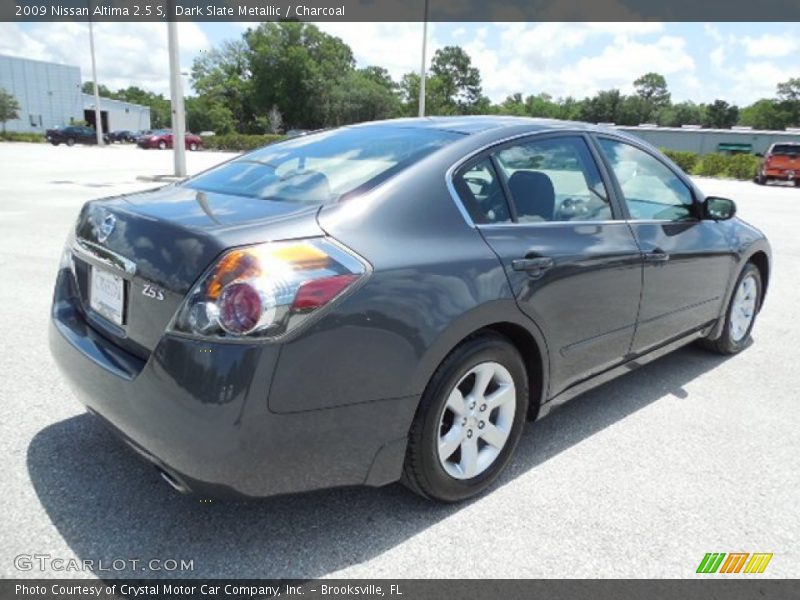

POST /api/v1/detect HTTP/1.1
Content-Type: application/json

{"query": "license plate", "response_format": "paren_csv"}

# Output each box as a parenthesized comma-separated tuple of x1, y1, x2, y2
(90, 267, 125, 325)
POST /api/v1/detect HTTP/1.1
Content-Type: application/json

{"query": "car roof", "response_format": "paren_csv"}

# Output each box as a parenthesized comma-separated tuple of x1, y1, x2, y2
(352, 116, 602, 135)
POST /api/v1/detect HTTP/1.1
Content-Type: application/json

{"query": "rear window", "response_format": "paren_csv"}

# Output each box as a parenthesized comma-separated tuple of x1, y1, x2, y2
(184, 126, 461, 204)
(771, 144, 800, 156)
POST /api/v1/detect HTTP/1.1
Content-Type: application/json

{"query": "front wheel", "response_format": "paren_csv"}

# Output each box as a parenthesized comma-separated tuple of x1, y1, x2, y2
(402, 333, 528, 502)
(66, 138, 75, 147)
(158, 140, 167, 150)
(700, 263, 762, 355)
(188, 142, 198, 151)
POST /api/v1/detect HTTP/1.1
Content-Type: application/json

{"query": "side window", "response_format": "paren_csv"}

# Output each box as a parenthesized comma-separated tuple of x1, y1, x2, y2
(454, 158, 512, 224)
(492, 136, 612, 223)
(597, 138, 695, 221)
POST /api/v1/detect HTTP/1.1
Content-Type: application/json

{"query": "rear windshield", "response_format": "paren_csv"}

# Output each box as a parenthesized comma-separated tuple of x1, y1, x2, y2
(184, 126, 461, 204)
(771, 144, 800, 156)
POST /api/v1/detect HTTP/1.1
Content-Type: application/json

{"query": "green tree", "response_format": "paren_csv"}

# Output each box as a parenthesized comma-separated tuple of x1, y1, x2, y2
(0, 88, 21, 133)
(738, 99, 790, 130)
(704, 99, 739, 128)
(81, 81, 112, 97)
(429, 46, 483, 113)
(185, 96, 236, 134)
(658, 101, 705, 127)
(633, 72, 670, 123)
(776, 77, 800, 126)
(244, 22, 355, 129)
(580, 89, 625, 124)
(191, 39, 253, 132)
(328, 69, 401, 125)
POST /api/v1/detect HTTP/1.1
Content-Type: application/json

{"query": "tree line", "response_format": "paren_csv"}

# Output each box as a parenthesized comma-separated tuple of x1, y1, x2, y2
(47, 22, 800, 134)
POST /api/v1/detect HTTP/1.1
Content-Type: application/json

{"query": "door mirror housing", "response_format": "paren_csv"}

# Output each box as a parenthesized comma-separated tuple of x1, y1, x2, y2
(704, 196, 737, 221)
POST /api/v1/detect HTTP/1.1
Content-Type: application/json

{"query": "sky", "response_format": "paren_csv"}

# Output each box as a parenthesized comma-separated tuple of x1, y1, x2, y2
(1, 21, 798, 106)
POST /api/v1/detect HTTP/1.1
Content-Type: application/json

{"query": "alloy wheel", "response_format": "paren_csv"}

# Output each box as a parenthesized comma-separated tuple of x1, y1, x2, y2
(729, 274, 758, 342)
(437, 361, 516, 480)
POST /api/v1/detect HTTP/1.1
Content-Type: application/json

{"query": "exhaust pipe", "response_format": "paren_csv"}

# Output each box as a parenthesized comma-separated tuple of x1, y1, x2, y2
(157, 467, 191, 494)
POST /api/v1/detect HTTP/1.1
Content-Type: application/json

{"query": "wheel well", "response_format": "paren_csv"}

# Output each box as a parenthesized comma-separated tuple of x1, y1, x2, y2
(749, 251, 769, 309)
(478, 322, 545, 421)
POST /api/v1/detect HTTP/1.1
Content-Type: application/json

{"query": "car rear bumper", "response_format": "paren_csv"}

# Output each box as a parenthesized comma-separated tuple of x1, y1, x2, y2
(49, 267, 416, 498)
(764, 168, 798, 180)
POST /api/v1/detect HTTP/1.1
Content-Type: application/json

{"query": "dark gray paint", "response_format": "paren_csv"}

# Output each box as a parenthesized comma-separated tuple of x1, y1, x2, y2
(49, 117, 772, 497)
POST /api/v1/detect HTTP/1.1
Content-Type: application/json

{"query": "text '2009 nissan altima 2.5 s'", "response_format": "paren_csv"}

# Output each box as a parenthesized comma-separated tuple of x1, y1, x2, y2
(50, 117, 771, 502)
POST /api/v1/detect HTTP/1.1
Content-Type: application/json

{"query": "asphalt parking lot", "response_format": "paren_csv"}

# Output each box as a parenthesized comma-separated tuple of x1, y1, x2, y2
(0, 142, 798, 579)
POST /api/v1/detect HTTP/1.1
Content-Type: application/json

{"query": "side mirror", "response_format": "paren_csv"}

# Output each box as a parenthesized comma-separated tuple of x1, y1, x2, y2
(704, 196, 737, 221)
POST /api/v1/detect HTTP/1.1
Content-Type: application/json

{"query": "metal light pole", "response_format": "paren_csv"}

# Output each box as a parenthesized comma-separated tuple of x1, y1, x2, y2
(88, 20, 104, 145)
(418, 0, 429, 117)
(167, 20, 187, 177)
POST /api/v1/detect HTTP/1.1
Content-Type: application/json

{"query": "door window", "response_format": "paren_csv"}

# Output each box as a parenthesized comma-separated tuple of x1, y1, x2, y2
(597, 138, 695, 221)
(453, 158, 512, 224)
(492, 136, 612, 223)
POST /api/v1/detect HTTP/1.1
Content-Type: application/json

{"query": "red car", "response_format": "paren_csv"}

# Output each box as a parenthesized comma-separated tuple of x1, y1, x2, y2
(137, 130, 203, 151)
(755, 142, 800, 186)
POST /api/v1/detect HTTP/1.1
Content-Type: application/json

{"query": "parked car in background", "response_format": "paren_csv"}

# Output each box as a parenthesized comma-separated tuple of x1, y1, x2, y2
(108, 130, 138, 143)
(285, 129, 311, 138)
(755, 142, 800, 186)
(137, 129, 203, 151)
(46, 126, 108, 146)
(50, 117, 771, 502)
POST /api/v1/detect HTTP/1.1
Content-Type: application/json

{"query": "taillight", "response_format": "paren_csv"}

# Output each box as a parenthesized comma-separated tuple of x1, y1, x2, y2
(170, 238, 368, 341)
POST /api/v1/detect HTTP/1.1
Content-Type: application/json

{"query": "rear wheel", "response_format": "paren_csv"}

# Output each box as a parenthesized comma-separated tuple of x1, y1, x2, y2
(699, 263, 762, 355)
(66, 138, 75, 147)
(158, 140, 167, 150)
(402, 333, 528, 502)
(754, 171, 766, 185)
(189, 142, 198, 151)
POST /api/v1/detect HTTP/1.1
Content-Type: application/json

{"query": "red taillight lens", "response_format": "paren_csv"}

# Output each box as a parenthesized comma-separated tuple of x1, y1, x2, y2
(219, 282, 263, 334)
(293, 274, 359, 312)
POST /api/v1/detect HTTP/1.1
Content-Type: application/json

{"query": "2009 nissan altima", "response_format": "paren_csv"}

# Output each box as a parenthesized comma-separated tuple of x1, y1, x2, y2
(50, 117, 771, 502)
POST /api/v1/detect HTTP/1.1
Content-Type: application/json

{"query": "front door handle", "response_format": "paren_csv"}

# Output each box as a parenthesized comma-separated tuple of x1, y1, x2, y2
(512, 256, 554, 274)
(644, 249, 670, 263)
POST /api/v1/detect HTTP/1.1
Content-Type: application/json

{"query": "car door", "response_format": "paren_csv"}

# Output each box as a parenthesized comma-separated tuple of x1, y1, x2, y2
(593, 135, 736, 354)
(453, 133, 643, 396)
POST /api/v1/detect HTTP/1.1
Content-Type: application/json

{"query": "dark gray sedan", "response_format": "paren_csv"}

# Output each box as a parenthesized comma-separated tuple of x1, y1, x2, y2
(50, 117, 771, 502)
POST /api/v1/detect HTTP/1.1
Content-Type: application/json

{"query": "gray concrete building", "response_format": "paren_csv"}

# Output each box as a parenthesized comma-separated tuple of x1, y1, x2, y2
(1, 54, 150, 134)
(616, 124, 800, 155)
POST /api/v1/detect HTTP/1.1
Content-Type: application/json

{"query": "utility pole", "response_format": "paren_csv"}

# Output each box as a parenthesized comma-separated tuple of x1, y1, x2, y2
(88, 19, 104, 146)
(167, 19, 187, 177)
(418, 0, 429, 117)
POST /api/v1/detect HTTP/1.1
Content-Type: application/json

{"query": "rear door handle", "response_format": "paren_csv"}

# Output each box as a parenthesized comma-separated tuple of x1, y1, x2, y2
(512, 256, 554, 274)
(644, 249, 670, 263)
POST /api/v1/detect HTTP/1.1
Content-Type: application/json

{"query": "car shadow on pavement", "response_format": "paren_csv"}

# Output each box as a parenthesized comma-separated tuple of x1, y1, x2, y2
(27, 344, 730, 579)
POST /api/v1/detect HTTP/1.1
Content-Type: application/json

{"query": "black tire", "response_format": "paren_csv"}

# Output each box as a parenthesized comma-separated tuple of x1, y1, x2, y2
(794, 179, 800, 188)
(402, 332, 528, 502)
(754, 171, 766, 185)
(699, 263, 762, 355)
(66, 138, 75, 147)
(189, 142, 198, 151)
(50, 141, 60, 146)
(158, 140, 167, 150)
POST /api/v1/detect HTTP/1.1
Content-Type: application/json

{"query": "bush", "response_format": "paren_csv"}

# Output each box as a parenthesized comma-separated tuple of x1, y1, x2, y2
(693, 153, 729, 177)
(726, 153, 760, 180)
(662, 149, 699, 174)
(0, 131, 46, 143)
(203, 133, 285, 152)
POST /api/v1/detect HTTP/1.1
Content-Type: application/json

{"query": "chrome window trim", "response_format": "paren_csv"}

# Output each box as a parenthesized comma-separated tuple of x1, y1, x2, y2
(72, 238, 137, 276)
(445, 129, 622, 229)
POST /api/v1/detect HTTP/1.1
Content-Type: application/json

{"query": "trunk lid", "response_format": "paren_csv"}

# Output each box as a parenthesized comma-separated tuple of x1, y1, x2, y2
(70, 184, 323, 356)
